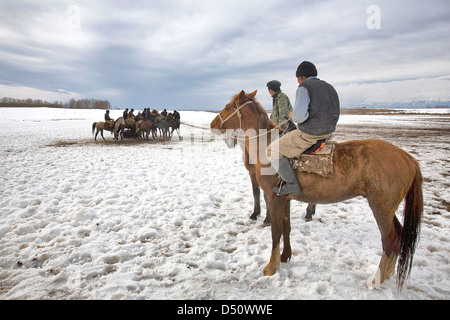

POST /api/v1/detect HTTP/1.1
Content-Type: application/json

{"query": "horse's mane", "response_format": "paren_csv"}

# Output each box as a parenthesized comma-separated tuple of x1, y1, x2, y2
(231, 92, 277, 131)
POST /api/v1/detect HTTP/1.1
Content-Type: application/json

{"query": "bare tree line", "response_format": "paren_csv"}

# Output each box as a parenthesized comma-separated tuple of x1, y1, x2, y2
(0, 97, 111, 109)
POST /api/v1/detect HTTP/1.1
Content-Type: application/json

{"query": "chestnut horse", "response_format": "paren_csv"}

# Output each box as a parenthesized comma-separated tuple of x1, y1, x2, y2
(210, 90, 423, 290)
(136, 120, 157, 140)
(166, 113, 181, 137)
(92, 121, 114, 141)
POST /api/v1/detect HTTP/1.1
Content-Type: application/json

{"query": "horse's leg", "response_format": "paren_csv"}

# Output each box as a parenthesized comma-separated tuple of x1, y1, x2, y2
(263, 193, 271, 225)
(367, 201, 402, 289)
(94, 129, 99, 141)
(113, 125, 119, 140)
(305, 203, 316, 221)
(100, 129, 105, 141)
(264, 195, 287, 276)
(249, 173, 261, 221)
(280, 199, 291, 263)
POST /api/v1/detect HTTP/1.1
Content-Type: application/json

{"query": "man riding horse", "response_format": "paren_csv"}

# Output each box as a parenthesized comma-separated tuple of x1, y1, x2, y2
(104, 110, 114, 130)
(266, 61, 340, 196)
(266, 79, 294, 131)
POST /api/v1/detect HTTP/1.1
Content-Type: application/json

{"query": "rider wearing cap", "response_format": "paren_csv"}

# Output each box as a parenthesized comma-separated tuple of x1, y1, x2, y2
(104, 109, 113, 122)
(104, 109, 114, 130)
(266, 61, 340, 196)
(267, 80, 293, 131)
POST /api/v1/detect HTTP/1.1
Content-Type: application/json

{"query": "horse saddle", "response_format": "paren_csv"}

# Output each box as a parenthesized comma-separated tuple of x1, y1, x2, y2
(290, 140, 336, 177)
(105, 121, 112, 130)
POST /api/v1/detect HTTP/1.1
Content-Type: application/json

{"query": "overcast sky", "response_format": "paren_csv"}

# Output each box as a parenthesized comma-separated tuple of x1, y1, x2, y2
(1, 0, 449, 110)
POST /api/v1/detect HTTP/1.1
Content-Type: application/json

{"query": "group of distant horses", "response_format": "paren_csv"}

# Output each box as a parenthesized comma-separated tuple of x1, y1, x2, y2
(92, 110, 180, 141)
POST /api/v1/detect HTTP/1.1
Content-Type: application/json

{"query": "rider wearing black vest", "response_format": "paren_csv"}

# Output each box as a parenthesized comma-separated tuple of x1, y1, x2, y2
(266, 61, 340, 196)
(298, 77, 339, 135)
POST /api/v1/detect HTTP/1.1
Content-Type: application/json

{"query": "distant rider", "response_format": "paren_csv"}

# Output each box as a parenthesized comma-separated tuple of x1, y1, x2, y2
(104, 110, 114, 130)
(145, 108, 155, 122)
(104, 110, 113, 122)
(173, 110, 180, 122)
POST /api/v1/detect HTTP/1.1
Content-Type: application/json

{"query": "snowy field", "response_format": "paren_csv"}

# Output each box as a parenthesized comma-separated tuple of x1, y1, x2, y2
(0, 107, 449, 300)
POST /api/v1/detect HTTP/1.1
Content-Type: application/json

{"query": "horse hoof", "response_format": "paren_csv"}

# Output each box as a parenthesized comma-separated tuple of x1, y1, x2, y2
(263, 264, 277, 276)
(263, 268, 275, 276)
(249, 213, 258, 221)
(280, 254, 291, 263)
(366, 268, 382, 289)
(262, 221, 271, 227)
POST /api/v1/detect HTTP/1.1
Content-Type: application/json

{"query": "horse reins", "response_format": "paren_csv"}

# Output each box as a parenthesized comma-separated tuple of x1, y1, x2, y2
(218, 100, 253, 130)
(218, 100, 290, 141)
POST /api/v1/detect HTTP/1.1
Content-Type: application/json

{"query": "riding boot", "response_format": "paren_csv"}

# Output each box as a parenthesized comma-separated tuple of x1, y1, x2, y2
(273, 157, 301, 195)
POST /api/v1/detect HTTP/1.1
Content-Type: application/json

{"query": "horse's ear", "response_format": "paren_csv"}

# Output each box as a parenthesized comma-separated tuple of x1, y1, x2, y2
(238, 90, 246, 101)
(249, 90, 257, 99)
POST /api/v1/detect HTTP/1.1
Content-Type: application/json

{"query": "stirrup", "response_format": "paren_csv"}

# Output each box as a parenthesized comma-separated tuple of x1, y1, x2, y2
(273, 179, 285, 196)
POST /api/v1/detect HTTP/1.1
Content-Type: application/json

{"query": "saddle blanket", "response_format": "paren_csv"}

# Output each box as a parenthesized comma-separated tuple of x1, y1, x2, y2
(104, 122, 113, 130)
(290, 141, 336, 177)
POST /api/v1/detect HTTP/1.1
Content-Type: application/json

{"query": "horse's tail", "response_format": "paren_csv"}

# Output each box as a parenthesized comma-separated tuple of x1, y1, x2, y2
(397, 156, 423, 290)
(92, 122, 96, 135)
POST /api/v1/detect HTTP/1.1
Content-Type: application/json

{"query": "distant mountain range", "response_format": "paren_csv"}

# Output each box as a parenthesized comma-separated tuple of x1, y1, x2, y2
(355, 100, 450, 109)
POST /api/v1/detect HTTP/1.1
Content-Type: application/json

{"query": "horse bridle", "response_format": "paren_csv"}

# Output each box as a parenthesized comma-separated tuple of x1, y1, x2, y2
(218, 100, 253, 131)
(218, 99, 287, 143)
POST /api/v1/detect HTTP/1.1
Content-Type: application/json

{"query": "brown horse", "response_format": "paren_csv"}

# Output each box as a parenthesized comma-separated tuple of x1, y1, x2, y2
(166, 113, 181, 137)
(210, 90, 423, 290)
(92, 121, 114, 141)
(136, 120, 157, 140)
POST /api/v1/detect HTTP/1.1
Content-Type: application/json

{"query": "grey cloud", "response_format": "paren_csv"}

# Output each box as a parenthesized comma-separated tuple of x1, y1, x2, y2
(0, 0, 449, 109)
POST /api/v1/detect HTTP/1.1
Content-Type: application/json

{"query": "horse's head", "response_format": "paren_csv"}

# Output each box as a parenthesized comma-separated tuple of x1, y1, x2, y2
(211, 90, 270, 148)
(210, 90, 258, 134)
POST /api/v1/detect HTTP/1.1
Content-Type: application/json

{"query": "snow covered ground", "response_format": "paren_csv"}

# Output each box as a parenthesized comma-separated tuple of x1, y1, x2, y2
(0, 107, 449, 300)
